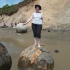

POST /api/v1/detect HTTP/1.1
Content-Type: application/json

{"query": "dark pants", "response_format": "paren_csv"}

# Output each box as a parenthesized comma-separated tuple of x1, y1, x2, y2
(32, 23, 42, 38)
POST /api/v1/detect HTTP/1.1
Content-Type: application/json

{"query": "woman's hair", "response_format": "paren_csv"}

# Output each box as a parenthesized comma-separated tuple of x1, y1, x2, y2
(35, 4, 41, 10)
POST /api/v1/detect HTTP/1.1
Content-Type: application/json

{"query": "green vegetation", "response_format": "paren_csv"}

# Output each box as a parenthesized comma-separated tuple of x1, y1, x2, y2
(0, 4, 19, 16)
(0, 0, 35, 16)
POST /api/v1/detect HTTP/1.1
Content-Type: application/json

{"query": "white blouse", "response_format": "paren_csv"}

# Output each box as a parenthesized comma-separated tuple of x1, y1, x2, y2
(32, 12, 43, 25)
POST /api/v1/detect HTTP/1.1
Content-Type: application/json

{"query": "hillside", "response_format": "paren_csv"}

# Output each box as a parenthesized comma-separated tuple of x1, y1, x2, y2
(0, 0, 70, 29)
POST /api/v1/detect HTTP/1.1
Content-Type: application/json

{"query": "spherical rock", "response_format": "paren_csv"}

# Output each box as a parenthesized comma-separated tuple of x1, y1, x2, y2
(18, 46, 54, 70)
(0, 43, 12, 70)
(1, 26, 8, 28)
(0, 23, 8, 28)
(16, 23, 28, 33)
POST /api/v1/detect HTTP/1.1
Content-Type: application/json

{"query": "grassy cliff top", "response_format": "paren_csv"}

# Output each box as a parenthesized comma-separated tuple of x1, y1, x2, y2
(0, 0, 35, 16)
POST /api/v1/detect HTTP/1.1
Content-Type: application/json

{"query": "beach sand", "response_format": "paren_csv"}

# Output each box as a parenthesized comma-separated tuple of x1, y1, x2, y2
(0, 27, 70, 70)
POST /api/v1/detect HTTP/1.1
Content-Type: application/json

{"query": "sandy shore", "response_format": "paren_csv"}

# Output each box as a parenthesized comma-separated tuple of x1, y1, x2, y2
(0, 27, 70, 70)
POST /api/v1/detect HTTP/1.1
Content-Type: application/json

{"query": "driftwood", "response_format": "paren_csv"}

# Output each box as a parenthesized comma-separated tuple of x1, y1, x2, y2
(0, 43, 12, 70)
(18, 46, 54, 70)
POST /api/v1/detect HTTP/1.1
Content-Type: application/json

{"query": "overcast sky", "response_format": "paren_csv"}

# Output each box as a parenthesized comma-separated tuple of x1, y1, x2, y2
(0, 0, 23, 7)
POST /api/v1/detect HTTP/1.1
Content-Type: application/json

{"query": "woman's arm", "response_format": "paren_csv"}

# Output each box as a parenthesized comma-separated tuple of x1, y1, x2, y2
(41, 13, 43, 20)
(23, 16, 33, 25)
(41, 18, 43, 20)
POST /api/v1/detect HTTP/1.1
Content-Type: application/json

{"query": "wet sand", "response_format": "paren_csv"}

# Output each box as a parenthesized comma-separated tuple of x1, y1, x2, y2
(0, 27, 70, 70)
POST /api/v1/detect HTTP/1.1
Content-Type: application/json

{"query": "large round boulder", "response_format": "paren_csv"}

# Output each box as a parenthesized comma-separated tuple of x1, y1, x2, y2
(16, 23, 28, 33)
(18, 46, 54, 70)
(0, 23, 8, 28)
(0, 43, 12, 70)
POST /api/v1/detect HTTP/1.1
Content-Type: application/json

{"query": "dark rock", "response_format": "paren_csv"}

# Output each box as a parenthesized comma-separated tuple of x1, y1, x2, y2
(16, 29, 27, 33)
(42, 29, 46, 31)
(48, 19, 50, 21)
(18, 46, 54, 70)
(48, 30, 50, 32)
(0, 43, 12, 70)
(55, 50, 59, 53)
(42, 28, 47, 31)
(0, 26, 8, 28)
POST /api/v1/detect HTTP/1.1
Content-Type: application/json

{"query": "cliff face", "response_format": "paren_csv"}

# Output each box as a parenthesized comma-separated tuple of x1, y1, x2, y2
(0, 0, 70, 29)
(40, 0, 70, 29)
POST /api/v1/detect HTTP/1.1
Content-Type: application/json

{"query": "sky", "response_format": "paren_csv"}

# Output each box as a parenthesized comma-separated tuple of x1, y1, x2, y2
(0, 0, 23, 8)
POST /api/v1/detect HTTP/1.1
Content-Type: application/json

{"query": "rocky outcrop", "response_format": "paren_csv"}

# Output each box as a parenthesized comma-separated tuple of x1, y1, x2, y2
(18, 46, 54, 70)
(0, 43, 12, 70)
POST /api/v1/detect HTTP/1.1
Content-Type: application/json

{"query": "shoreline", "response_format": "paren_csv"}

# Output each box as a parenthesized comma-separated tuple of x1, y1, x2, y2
(0, 27, 70, 70)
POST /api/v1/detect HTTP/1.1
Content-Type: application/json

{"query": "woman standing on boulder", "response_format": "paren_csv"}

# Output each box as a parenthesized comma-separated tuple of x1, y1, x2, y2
(23, 4, 43, 48)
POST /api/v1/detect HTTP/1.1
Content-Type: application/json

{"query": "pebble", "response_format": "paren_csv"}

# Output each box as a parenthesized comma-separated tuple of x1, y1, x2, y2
(18, 33, 22, 35)
(8, 31, 12, 33)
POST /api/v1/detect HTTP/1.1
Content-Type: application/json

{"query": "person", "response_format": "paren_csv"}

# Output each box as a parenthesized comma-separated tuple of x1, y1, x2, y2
(4, 22, 6, 26)
(11, 22, 13, 27)
(15, 22, 17, 26)
(23, 4, 43, 48)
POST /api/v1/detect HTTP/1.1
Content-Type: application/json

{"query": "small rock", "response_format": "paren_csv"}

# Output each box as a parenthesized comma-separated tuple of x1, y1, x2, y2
(55, 50, 59, 53)
(48, 19, 50, 21)
(18, 33, 22, 35)
(48, 30, 50, 32)
(42, 28, 47, 31)
(8, 31, 12, 33)
(13, 26, 16, 29)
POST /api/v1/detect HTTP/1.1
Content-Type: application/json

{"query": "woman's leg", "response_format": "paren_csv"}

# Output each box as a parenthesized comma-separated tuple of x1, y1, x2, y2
(37, 25, 42, 47)
(37, 38, 41, 47)
(32, 23, 37, 46)
(34, 37, 37, 46)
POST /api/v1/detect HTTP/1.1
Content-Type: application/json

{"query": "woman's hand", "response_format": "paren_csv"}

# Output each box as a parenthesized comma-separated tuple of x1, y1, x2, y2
(23, 23, 27, 25)
(23, 15, 33, 25)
